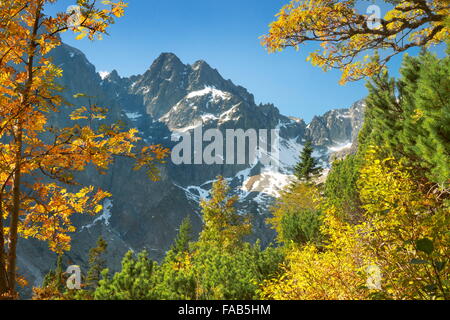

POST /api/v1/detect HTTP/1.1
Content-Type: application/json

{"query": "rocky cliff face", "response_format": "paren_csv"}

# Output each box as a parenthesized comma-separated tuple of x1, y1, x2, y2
(16, 43, 365, 296)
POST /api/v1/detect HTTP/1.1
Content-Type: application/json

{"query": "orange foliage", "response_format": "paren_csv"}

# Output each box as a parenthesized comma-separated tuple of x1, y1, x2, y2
(0, 0, 168, 294)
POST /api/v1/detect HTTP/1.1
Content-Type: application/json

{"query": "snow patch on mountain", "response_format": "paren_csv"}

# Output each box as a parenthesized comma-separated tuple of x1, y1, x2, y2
(201, 113, 219, 122)
(241, 170, 294, 198)
(80, 198, 113, 231)
(175, 184, 209, 203)
(187, 86, 231, 101)
(219, 104, 241, 123)
(125, 112, 143, 120)
(99, 71, 110, 80)
(170, 121, 203, 140)
(328, 141, 352, 153)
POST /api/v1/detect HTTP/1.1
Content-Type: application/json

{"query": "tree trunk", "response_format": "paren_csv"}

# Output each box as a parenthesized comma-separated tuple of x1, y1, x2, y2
(6, 124, 23, 294)
(4, 2, 43, 296)
(0, 193, 9, 295)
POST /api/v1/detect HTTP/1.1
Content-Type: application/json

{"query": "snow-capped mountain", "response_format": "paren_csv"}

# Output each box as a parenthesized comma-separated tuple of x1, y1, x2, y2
(16, 44, 365, 295)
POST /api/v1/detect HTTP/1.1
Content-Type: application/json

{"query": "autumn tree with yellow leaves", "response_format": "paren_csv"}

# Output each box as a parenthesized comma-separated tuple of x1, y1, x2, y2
(262, 149, 449, 300)
(262, 0, 449, 84)
(0, 0, 168, 298)
(260, 46, 449, 300)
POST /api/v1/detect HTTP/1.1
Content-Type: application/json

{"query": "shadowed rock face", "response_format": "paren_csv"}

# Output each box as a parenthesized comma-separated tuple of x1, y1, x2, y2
(16, 43, 365, 297)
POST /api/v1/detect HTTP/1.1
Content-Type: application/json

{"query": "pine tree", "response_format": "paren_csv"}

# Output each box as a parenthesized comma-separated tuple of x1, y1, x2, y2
(33, 255, 65, 299)
(86, 236, 108, 291)
(268, 183, 324, 246)
(324, 155, 364, 223)
(364, 68, 401, 156)
(94, 250, 157, 300)
(42, 255, 64, 289)
(399, 51, 450, 186)
(294, 141, 323, 183)
(364, 50, 450, 186)
(171, 217, 193, 256)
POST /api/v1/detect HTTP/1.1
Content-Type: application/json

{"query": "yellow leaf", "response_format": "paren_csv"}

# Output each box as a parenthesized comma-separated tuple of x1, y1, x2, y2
(75, 33, 86, 40)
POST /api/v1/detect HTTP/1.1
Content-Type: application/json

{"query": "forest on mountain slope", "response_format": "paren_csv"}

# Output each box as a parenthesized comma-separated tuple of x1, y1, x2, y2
(0, 0, 449, 300)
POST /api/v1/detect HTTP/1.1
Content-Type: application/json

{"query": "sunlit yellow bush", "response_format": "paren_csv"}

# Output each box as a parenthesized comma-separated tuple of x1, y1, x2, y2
(261, 148, 449, 300)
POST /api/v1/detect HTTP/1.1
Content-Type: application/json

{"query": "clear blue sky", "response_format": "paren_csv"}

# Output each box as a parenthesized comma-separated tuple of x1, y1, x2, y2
(45, 0, 435, 122)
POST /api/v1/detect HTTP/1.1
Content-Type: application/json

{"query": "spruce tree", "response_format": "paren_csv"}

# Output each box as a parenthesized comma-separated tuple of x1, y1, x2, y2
(294, 140, 323, 182)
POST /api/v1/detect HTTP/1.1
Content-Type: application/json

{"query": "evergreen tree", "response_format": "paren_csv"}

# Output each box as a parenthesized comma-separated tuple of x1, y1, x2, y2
(94, 250, 157, 300)
(294, 140, 323, 183)
(171, 217, 193, 256)
(364, 50, 450, 186)
(268, 183, 324, 246)
(33, 255, 65, 300)
(399, 51, 450, 186)
(191, 241, 283, 300)
(364, 68, 402, 156)
(279, 208, 323, 246)
(152, 217, 197, 300)
(86, 236, 108, 291)
(41, 255, 64, 291)
(324, 155, 364, 223)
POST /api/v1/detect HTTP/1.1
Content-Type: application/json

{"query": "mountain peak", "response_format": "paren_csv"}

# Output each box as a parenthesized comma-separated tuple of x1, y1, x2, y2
(152, 52, 183, 67)
(156, 52, 181, 62)
(143, 52, 186, 78)
(107, 69, 121, 80)
(187, 59, 227, 91)
(191, 59, 212, 71)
